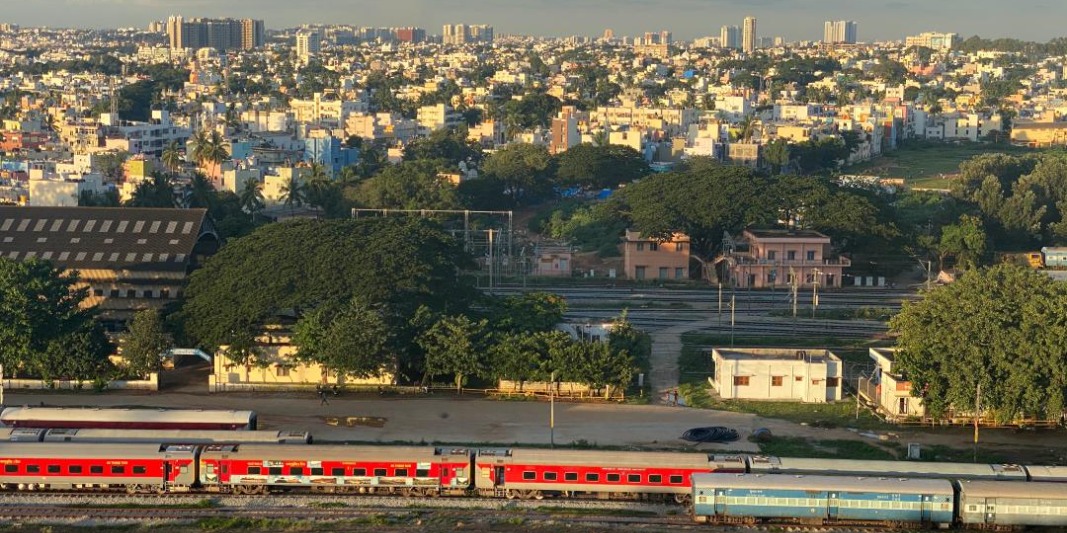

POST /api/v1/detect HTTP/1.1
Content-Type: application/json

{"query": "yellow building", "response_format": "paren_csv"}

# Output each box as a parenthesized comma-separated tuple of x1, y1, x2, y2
(1010, 122, 1067, 147)
(211, 332, 395, 392)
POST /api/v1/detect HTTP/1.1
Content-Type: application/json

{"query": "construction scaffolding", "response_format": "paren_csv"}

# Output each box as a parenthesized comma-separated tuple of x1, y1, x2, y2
(351, 208, 522, 288)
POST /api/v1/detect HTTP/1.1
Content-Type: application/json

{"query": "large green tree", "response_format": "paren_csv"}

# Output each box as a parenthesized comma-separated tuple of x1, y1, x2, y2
(418, 314, 489, 392)
(555, 144, 650, 189)
(121, 309, 172, 378)
(480, 143, 555, 204)
(352, 159, 461, 210)
(891, 264, 1067, 422)
(0, 258, 112, 381)
(292, 298, 393, 379)
(181, 218, 477, 356)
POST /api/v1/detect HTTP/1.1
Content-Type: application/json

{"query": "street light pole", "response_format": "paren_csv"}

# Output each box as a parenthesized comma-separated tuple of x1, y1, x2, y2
(717, 282, 723, 326)
(812, 268, 821, 319)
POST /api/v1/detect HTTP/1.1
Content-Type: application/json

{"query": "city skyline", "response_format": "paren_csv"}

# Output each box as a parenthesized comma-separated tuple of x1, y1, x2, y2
(7, 0, 1067, 42)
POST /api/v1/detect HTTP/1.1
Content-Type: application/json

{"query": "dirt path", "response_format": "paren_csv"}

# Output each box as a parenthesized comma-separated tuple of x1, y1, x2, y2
(648, 319, 715, 405)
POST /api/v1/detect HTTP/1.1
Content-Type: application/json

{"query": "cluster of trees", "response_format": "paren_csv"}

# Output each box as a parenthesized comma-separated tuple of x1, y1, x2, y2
(0, 259, 113, 382)
(949, 152, 1067, 251)
(891, 264, 1067, 422)
(179, 218, 647, 393)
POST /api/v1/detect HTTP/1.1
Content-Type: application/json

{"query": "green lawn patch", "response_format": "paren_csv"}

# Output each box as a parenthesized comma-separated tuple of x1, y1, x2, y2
(844, 141, 1036, 187)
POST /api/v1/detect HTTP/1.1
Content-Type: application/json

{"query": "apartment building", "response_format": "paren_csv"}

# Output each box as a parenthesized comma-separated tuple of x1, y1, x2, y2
(622, 230, 690, 281)
(730, 229, 850, 289)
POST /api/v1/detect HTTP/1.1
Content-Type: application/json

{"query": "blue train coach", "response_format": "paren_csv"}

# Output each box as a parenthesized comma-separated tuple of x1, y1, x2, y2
(959, 480, 1067, 528)
(691, 473, 955, 527)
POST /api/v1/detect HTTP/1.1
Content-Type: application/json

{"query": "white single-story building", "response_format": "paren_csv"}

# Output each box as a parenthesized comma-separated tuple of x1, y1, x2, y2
(858, 347, 925, 419)
(710, 348, 843, 403)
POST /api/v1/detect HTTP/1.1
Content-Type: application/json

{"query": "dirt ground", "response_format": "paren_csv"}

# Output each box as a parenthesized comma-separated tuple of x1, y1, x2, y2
(5, 381, 1065, 464)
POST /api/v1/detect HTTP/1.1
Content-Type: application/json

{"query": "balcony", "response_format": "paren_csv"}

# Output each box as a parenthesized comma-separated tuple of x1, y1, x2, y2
(734, 255, 852, 268)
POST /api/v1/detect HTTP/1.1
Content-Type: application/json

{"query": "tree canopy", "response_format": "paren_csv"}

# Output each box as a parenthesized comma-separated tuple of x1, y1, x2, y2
(555, 144, 651, 189)
(890, 264, 1067, 422)
(181, 218, 477, 353)
(0, 258, 112, 381)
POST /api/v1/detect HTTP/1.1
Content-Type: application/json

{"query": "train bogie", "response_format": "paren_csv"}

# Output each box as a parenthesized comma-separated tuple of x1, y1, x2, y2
(691, 474, 955, 527)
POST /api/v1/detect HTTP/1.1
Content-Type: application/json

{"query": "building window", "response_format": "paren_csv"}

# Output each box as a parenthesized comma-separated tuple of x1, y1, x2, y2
(110, 289, 119, 298)
(827, 377, 840, 387)
(733, 376, 750, 386)
(675, 268, 684, 279)
(649, 242, 659, 251)
(768, 250, 776, 260)
(771, 376, 784, 387)
(93, 288, 104, 297)
(160, 288, 170, 299)
(787, 250, 796, 260)
(635, 266, 646, 280)
(658, 267, 668, 279)
(676, 243, 687, 252)
(276, 366, 290, 377)
(143, 290, 154, 299)
(126, 289, 136, 298)
(795, 376, 803, 382)
(807, 250, 816, 261)
(636, 242, 645, 252)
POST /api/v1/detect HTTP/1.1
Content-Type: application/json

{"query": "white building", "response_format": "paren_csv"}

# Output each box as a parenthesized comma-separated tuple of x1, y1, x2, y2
(290, 92, 367, 130)
(858, 348, 925, 420)
(27, 169, 108, 207)
(295, 30, 321, 63)
(823, 20, 857, 44)
(710, 348, 843, 403)
(416, 104, 463, 134)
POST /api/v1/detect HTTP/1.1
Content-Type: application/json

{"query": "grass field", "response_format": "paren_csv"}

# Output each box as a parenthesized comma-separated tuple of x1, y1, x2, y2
(845, 141, 1035, 189)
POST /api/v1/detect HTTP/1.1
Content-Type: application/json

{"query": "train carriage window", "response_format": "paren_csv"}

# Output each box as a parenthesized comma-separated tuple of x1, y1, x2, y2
(4, 465, 16, 473)
(311, 468, 323, 476)
(669, 475, 683, 484)
(395, 468, 408, 477)
(247, 466, 261, 475)
(69, 466, 83, 474)
(373, 468, 387, 477)
(585, 473, 600, 482)
(111, 466, 125, 474)
(26, 465, 39, 473)
(90, 466, 102, 474)
(133, 466, 146, 475)
(416, 468, 430, 477)
(627, 474, 641, 483)
(268, 467, 282, 476)
(544, 472, 558, 481)
(354, 468, 367, 476)
(522, 471, 536, 480)
(649, 474, 663, 484)
(331, 467, 345, 476)
(47, 465, 60, 474)
(564, 472, 578, 481)
(290, 467, 304, 476)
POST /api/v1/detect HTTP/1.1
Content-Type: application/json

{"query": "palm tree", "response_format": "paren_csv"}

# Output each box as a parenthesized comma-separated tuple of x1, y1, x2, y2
(183, 172, 215, 209)
(280, 173, 306, 216)
(239, 179, 265, 220)
(188, 130, 209, 168)
(161, 141, 183, 175)
(203, 130, 230, 173)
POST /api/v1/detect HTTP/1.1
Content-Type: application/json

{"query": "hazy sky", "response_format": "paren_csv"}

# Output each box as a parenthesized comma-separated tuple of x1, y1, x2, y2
(8, 0, 1067, 42)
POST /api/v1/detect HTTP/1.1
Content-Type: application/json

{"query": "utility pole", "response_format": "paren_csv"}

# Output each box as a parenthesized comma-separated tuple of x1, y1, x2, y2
(718, 282, 723, 326)
(917, 258, 932, 290)
(730, 295, 736, 347)
(973, 382, 981, 463)
(812, 268, 821, 319)
(487, 228, 494, 295)
(550, 371, 556, 448)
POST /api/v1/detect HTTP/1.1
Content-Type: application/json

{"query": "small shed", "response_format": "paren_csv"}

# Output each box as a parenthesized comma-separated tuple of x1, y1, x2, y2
(858, 348, 925, 419)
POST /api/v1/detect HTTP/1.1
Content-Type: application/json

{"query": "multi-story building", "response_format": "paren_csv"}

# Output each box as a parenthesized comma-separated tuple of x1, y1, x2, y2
(296, 30, 322, 63)
(550, 106, 580, 154)
(742, 16, 757, 53)
(622, 230, 690, 281)
(0, 206, 220, 326)
(290, 92, 366, 130)
(100, 110, 190, 158)
(720, 25, 741, 49)
(823, 20, 858, 44)
(166, 16, 264, 50)
(416, 104, 462, 134)
(905, 31, 958, 51)
(729, 229, 850, 289)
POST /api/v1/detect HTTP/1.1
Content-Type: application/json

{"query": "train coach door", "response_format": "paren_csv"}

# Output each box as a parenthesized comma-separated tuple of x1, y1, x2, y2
(714, 489, 728, 516)
(827, 492, 839, 520)
(984, 499, 997, 525)
(494, 466, 505, 487)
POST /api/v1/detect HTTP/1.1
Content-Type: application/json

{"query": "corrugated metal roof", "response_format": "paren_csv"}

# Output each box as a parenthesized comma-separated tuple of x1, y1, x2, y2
(202, 445, 463, 462)
(498, 449, 714, 468)
(748, 456, 1027, 480)
(0, 441, 191, 460)
(0, 206, 209, 273)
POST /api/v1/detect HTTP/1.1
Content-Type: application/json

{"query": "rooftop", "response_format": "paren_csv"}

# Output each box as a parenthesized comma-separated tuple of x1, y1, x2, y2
(713, 347, 839, 363)
(745, 228, 830, 241)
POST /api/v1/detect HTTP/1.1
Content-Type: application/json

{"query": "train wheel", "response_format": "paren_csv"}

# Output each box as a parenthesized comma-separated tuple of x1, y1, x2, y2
(532, 491, 544, 500)
(674, 494, 691, 505)
(506, 489, 520, 500)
